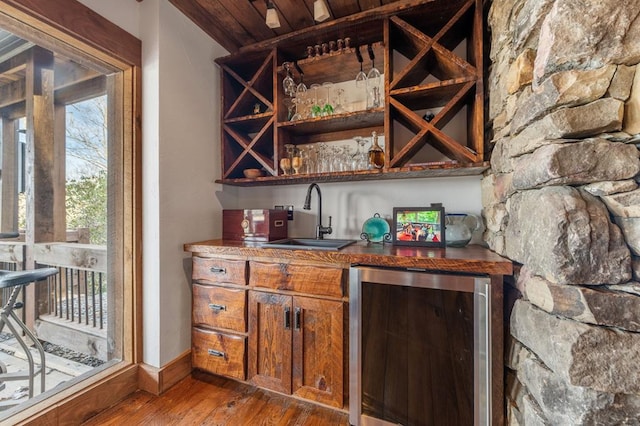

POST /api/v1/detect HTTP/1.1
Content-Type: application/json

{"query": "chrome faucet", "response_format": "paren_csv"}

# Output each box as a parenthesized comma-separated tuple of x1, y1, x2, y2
(303, 183, 332, 239)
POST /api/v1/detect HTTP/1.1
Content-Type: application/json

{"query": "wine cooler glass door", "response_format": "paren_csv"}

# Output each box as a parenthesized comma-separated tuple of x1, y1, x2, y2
(349, 267, 491, 426)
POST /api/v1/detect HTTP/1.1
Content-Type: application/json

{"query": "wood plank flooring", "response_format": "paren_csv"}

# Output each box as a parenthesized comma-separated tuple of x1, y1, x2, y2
(82, 371, 349, 425)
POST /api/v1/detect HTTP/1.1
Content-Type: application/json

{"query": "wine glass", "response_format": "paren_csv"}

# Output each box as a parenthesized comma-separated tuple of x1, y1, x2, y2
(290, 96, 303, 121)
(333, 88, 345, 113)
(366, 45, 381, 109)
(366, 45, 381, 85)
(292, 154, 303, 174)
(296, 72, 307, 95)
(309, 84, 322, 117)
(280, 158, 291, 175)
(282, 62, 296, 96)
(355, 46, 367, 89)
(321, 82, 334, 116)
(352, 136, 369, 170)
(283, 98, 295, 121)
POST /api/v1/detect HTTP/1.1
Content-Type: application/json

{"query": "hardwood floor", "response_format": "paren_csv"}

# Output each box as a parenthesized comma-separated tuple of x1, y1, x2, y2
(83, 371, 349, 425)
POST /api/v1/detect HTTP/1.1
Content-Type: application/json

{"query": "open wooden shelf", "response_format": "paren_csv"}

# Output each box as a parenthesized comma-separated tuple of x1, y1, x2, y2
(216, 0, 485, 185)
(216, 161, 489, 186)
(277, 108, 384, 134)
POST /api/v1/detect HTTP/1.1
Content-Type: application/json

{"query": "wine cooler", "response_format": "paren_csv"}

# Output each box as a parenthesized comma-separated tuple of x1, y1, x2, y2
(349, 267, 491, 426)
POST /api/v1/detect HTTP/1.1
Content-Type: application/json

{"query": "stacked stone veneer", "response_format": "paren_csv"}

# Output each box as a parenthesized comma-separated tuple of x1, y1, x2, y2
(484, 0, 640, 423)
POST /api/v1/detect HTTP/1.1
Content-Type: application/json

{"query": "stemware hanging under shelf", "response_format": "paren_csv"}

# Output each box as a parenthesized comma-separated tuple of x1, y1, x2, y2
(354, 45, 367, 89)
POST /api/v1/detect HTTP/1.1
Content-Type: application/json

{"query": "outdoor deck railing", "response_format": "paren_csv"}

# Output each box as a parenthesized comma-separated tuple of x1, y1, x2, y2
(44, 265, 107, 329)
(0, 239, 107, 333)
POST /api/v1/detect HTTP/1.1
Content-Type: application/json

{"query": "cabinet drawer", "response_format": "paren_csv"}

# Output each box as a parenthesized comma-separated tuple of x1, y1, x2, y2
(249, 261, 344, 298)
(192, 328, 246, 380)
(192, 257, 247, 285)
(192, 284, 246, 332)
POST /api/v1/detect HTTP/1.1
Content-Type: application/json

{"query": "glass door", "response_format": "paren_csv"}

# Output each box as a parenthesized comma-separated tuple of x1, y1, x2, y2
(349, 267, 491, 426)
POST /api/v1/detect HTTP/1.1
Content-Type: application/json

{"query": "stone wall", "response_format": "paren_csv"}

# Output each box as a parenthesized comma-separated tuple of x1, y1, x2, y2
(484, 0, 640, 423)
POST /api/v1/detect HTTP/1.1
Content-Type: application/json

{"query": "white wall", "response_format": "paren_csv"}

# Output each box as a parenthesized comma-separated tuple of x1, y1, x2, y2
(78, 0, 482, 368)
(80, 0, 227, 367)
(78, 0, 140, 38)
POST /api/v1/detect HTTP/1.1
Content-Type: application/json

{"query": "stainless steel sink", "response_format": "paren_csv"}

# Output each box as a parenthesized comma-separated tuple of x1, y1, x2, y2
(261, 238, 357, 251)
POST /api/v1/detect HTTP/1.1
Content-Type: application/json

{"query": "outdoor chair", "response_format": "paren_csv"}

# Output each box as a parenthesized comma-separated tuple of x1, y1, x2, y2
(0, 266, 58, 405)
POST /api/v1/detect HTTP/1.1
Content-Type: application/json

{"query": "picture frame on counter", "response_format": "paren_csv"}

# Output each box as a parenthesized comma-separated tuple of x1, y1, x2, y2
(392, 206, 446, 247)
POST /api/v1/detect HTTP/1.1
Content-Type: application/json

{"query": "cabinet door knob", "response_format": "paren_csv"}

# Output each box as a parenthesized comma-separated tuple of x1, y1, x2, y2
(284, 306, 291, 330)
(210, 267, 226, 274)
(207, 349, 225, 358)
(294, 307, 301, 331)
(209, 303, 226, 312)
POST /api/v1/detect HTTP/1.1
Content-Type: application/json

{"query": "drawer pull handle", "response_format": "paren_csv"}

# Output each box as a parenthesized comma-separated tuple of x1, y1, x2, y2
(209, 303, 226, 312)
(207, 349, 225, 358)
(294, 307, 301, 331)
(210, 267, 226, 274)
(284, 306, 291, 330)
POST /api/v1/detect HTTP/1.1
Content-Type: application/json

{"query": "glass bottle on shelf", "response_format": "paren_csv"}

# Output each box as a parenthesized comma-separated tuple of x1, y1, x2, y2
(368, 131, 384, 169)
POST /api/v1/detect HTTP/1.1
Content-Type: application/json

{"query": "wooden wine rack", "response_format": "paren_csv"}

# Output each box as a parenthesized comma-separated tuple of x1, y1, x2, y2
(216, 0, 487, 186)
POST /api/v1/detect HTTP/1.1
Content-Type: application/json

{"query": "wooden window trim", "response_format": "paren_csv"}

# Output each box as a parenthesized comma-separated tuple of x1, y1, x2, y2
(0, 0, 142, 423)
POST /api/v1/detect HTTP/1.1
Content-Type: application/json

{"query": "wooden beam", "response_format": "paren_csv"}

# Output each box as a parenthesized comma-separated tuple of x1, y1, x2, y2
(1, 117, 19, 233)
(0, 78, 25, 108)
(0, 0, 141, 67)
(55, 74, 107, 105)
(24, 45, 58, 329)
(0, 47, 29, 74)
(0, 72, 106, 112)
(53, 103, 66, 242)
(25, 46, 58, 246)
(54, 57, 103, 90)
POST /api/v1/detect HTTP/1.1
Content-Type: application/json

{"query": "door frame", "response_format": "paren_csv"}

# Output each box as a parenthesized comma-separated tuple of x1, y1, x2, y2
(0, 0, 142, 423)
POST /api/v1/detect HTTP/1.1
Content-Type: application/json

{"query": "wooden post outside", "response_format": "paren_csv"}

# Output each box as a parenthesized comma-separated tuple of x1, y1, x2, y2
(107, 72, 123, 361)
(24, 45, 59, 329)
(1, 117, 20, 233)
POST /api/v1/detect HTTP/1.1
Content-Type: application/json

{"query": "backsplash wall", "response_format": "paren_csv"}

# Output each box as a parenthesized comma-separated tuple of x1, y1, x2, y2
(484, 0, 640, 423)
(218, 176, 483, 240)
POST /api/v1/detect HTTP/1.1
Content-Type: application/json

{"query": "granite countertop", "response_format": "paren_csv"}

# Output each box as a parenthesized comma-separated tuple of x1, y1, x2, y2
(184, 239, 512, 276)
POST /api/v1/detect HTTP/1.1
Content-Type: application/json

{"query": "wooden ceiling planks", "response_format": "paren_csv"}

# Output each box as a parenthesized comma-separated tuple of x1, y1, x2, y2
(272, 0, 315, 30)
(168, 0, 448, 54)
(358, 0, 383, 10)
(218, 0, 276, 42)
(327, 0, 361, 18)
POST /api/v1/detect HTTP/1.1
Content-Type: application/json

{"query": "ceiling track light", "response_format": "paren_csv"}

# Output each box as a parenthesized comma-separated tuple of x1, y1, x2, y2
(265, 0, 281, 29)
(314, 0, 330, 22)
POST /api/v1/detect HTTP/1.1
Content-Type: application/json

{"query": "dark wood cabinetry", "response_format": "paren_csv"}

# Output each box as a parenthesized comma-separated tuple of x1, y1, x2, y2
(248, 291, 344, 408)
(190, 255, 346, 409)
(190, 256, 248, 380)
(215, 0, 487, 186)
(247, 260, 345, 408)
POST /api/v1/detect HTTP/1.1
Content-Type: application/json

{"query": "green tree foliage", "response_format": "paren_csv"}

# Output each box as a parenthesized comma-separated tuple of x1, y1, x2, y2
(66, 171, 107, 245)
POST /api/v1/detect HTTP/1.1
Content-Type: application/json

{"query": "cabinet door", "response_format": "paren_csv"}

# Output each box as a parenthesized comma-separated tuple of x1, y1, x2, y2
(247, 290, 292, 394)
(292, 296, 344, 408)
